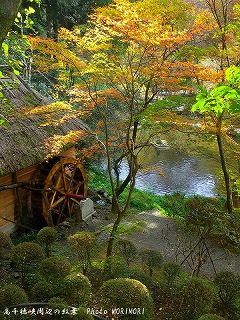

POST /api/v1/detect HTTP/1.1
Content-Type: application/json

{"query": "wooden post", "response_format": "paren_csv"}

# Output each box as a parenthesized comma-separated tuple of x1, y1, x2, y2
(12, 172, 23, 221)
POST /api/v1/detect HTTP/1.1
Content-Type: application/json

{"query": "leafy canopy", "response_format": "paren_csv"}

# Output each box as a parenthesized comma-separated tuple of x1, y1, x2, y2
(192, 66, 240, 116)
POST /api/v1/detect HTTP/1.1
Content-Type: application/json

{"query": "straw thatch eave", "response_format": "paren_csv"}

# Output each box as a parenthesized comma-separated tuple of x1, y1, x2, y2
(0, 66, 89, 176)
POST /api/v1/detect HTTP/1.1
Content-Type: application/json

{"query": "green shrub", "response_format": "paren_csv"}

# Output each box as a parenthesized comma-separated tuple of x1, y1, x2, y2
(74, 307, 94, 320)
(103, 255, 129, 279)
(139, 249, 163, 276)
(10, 242, 44, 286)
(31, 280, 54, 302)
(159, 193, 187, 218)
(214, 271, 240, 303)
(86, 265, 106, 290)
(68, 231, 96, 274)
(180, 277, 217, 319)
(0, 284, 28, 308)
(128, 266, 154, 289)
(198, 314, 226, 320)
(48, 297, 69, 309)
(99, 278, 153, 319)
(63, 273, 92, 306)
(214, 271, 240, 317)
(48, 297, 69, 320)
(185, 197, 222, 235)
(37, 227, 58, 256)
(40, 256, 71, 282)
(153, 276, 216, 320)
(223, 210, 240, 249)
(0, 232, 12, 259)
(162, 262, 182, 285)
(114, 239, 137, 266)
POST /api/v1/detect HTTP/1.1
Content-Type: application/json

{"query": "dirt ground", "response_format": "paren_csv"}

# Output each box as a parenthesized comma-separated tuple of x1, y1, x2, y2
(87, 208, 240, 278)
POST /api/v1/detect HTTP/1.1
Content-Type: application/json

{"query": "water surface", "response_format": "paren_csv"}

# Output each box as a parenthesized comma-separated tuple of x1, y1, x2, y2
(119, 148, 220, 197)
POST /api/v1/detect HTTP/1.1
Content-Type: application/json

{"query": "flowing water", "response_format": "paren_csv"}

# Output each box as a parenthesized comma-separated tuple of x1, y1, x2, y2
(119, 148, 220, 197)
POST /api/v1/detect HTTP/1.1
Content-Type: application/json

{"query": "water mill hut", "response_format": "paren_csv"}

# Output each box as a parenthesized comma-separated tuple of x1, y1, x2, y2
(0, 66, 89, 233)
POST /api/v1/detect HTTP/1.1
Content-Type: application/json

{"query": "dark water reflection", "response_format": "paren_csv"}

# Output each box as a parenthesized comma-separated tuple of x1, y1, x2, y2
(119, 148, 220, 197)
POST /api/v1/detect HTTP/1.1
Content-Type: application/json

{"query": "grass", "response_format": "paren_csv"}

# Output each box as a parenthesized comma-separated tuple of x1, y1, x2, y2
(88, 166, 188, 218)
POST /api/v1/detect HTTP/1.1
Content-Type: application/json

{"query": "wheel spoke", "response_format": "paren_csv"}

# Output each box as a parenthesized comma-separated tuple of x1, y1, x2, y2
(43, 158, 87, 226)
(50, 196, 65, 210)
(61, 161, 68, 192)
(68, 167, 77, 193)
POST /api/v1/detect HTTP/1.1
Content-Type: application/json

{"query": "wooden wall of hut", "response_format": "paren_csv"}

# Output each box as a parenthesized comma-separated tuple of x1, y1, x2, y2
(0, 165, 38, 232)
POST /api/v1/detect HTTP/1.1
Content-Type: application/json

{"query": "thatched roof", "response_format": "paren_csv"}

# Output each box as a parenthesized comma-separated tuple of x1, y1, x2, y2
(0, 66, 90, 176)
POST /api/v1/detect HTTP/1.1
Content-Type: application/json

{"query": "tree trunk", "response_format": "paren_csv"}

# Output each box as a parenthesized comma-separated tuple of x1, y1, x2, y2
(216, 132, 233, 214)
(106, 211, 122, 257)
(0, 0, 22, 46)
(45, 0, 52, 38)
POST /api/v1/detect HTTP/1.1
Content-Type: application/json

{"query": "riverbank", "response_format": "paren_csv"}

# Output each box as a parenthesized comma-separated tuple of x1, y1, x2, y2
(88, 166, 222, 218)
(88, 166, 240, 253)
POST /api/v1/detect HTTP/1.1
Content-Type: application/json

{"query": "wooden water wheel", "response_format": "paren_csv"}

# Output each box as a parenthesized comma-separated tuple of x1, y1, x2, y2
(42, 157, 87, 226)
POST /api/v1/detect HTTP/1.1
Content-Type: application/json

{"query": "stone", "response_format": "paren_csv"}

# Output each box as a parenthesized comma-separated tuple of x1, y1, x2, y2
(103, 192, 108, 198)
(58, 221, 71, 228)
(96, 199, 106, 206)
(80, 198, 96, 221)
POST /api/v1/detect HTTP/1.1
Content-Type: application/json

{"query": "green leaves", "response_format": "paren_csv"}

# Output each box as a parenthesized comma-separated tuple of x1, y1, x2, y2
(2, 43, 9, 56)
(192, 66, 240, 116)
(225, 66, 240, 87)
(13, 69, 20, 76)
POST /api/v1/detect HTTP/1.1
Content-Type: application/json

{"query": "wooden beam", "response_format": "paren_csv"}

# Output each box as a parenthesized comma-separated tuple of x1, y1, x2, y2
(0, 183, 51, 192)
(0, 216, 36, 231)
(12, 172, 23, 220)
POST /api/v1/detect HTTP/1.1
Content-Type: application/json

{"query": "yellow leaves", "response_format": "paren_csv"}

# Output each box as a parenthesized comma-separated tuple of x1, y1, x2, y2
(69, 86, 125, 112)
(26, 101, 72, 115)
(59, 27, 113, 53)
(45, 130, 88, 159)
(80, 143, 105, 160)
(89, 0, 192, 49)
(192, 10, 217, 34)
(24, 101, 82, 127)
(29, 36, 86, 72)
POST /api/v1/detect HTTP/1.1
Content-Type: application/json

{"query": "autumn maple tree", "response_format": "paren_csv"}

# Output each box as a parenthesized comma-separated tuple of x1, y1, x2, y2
(30, 0, 230, 256)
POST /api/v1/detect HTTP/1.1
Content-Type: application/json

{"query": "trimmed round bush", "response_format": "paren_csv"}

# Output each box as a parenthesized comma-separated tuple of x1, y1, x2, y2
(214, 271, 240, 317)
(11, 242, 44, 266)
(162, 262, 181, 284)
(48, 297, 69, 309)
(139, 249, 163, 276)
(198, 314, 226, 320)
(40, 256, 71, 281)
(86, 265, 106, 290)
(103, 255, 129, 279)
(68, 232, 96, 274)
(114, 239, 137, 266)
(48, 297, 69, 319)
(99, 278, 153, 319)
(0, 284, 28, 308)
(74, 307, 94, 320)
(128, 266, 154, 289)
(214, 271, 240, 304)
(11, 242, 44, 285)
(37, 227, 58, 255)
(0, 232, 12, 258)
(63, 273, 92, 306)
(31, 281, 54, 302)
(180, 277, 217, 319)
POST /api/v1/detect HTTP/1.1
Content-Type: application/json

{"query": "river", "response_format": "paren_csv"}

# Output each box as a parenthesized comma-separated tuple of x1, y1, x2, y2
(119, 148, 221, 197)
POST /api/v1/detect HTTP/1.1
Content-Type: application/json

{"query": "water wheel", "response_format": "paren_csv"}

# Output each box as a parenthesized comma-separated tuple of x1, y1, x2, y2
(42, 157, 87, 226)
